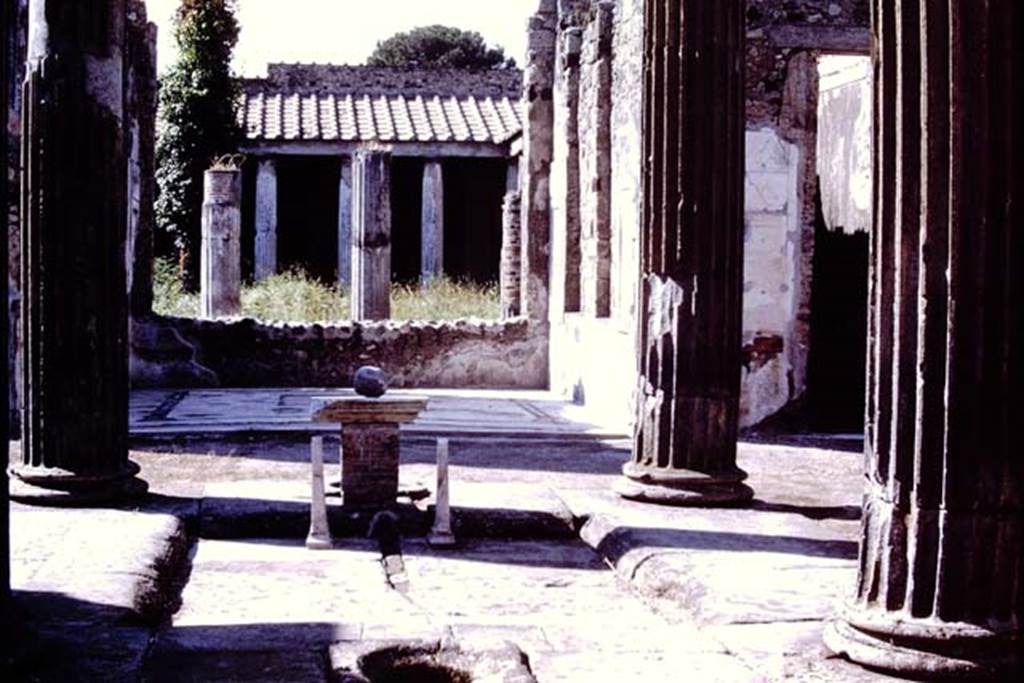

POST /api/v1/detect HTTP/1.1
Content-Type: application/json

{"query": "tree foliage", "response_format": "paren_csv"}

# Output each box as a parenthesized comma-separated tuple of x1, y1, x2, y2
(155, 0, 241, 285)
(367, 25, 515, 69)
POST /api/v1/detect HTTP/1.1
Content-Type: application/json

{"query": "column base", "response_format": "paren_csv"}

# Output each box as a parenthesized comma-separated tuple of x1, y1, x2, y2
(824, 604, 1022, 679)
(614, 462, 753, 507)
(8, 461, 148, 507)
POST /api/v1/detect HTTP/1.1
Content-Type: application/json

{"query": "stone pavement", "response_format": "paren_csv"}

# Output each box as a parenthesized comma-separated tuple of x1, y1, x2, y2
(7, 391, 906, 681)
(130, 388, 626, 439)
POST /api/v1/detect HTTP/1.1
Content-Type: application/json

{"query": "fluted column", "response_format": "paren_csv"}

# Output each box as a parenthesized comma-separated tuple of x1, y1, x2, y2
(351, 150, 391, 321)
(2, 0, 13, 607)
(11, 0, 145, 504)
(615, 0, 750, 506)
(824, 1, 1022, 677)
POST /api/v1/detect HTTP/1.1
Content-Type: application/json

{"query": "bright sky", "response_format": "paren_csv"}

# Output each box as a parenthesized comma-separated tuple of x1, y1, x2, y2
(147, 0, 539, 76)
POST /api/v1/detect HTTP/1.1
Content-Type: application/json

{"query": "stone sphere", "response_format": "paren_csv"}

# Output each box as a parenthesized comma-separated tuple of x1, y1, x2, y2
(353, 366, 388, 398)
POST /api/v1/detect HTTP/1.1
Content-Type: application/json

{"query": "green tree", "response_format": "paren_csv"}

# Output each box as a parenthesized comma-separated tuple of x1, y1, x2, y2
(368, 25, 515, 69)
(156, 0, 241, 286)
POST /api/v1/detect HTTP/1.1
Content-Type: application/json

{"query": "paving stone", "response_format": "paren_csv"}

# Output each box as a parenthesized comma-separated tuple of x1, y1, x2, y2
(11, 402, 892, 682)
(143, 650, 329, 683)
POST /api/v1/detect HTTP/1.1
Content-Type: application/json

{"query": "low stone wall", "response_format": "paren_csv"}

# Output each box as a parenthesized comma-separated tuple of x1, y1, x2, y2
(130, 315, 549, 390)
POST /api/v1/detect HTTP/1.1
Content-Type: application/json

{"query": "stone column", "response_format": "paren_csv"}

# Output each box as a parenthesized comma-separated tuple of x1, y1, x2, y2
(580, 3, 613, 318)
(199, 168, 242, 318)
(520, 0, 556, 320)
(824, 2, 1022, 677)
(125, 2, 157, 318)
(1, 0, 12, 606)
(420, 160, 444, 283)
(11, 0, 146, 503)
(505, 157, 520, 195)
(500, 191, 522, 319)
(351, 150, 392, 320)
(559, 25, 582, 314)
(253, 157, 277, 281)
(337, 156, 352, 287)
(615, 0, 750, 506)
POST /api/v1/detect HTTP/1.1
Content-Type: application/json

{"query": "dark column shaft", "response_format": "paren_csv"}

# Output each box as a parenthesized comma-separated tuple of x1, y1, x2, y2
(11, 0, 144, 503)
(616, 0, 750, 506)
(825, 0, 1022, 676)
(2, 0, 13, 607)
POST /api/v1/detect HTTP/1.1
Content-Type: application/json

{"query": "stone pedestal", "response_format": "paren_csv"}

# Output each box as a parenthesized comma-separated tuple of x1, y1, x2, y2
(615, 0, 750, 507)
(254, 158, 277, 281)
(823, 1, 1022, 677)
(337, 157, 352, 287)
(199, 168, 242, 318)
(11, 0, 146, 505)
(351, 150, 392, 320)
(311, 396, 428, 508)
(420, 160, 444, 283)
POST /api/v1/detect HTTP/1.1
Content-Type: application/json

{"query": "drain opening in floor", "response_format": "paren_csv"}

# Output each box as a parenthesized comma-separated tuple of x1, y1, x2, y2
(359, 646, 471, 683)
(333, 640, 536, 683)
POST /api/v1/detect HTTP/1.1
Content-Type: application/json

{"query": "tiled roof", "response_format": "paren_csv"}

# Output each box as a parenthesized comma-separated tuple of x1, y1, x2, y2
(240, 64, 524, 146)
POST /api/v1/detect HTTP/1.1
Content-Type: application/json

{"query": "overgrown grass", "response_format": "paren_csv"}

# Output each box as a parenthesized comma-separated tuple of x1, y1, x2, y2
(392, 278, 499, 320)
(152, 258, 500, 322)
(152, 257, 200, 318)
(241, 270, 350, 321)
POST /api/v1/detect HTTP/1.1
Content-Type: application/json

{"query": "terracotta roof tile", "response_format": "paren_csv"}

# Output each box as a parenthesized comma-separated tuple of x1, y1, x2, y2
(241, 64, 523, 146)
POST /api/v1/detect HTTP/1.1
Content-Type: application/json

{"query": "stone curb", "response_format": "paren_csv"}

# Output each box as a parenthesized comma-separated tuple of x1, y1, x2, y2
(196, 499, 577, 542)
(130, 515, 194, 625)
(577, 512, 698, 617)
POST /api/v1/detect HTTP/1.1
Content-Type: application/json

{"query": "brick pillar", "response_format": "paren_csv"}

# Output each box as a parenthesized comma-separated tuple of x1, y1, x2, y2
(580, 2, 613, 318)
(824, 1, 1022, 677)
(520, 0, 556, 320)
(337, 156, 352, 287)
(420, 160, 444, 283)
(615, 0, 750, 506)
(351, 150, 391, 321)
(11, 0, 146, 504)
(199, 168, 242, 318)
(253, 157, 277, 281)
(500, 191, 522, 319)
(558, 25, 582, 314)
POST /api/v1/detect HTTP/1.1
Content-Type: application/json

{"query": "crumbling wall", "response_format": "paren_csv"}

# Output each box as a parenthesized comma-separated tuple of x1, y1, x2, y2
(542, 0, 869, 429)
(131, 316, 548, 390)
(746, 0, 870, 126)
(548, 0, 643, 429)
(817, 55, 871, 235)
(742, 1, 868, 424)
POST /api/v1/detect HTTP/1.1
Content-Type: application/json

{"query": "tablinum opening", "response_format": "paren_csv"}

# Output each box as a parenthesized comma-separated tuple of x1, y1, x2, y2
(805, 183, 869, 432)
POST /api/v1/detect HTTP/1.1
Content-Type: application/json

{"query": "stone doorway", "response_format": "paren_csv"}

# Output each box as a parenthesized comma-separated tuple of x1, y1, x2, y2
(805, 185, 869, 432)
